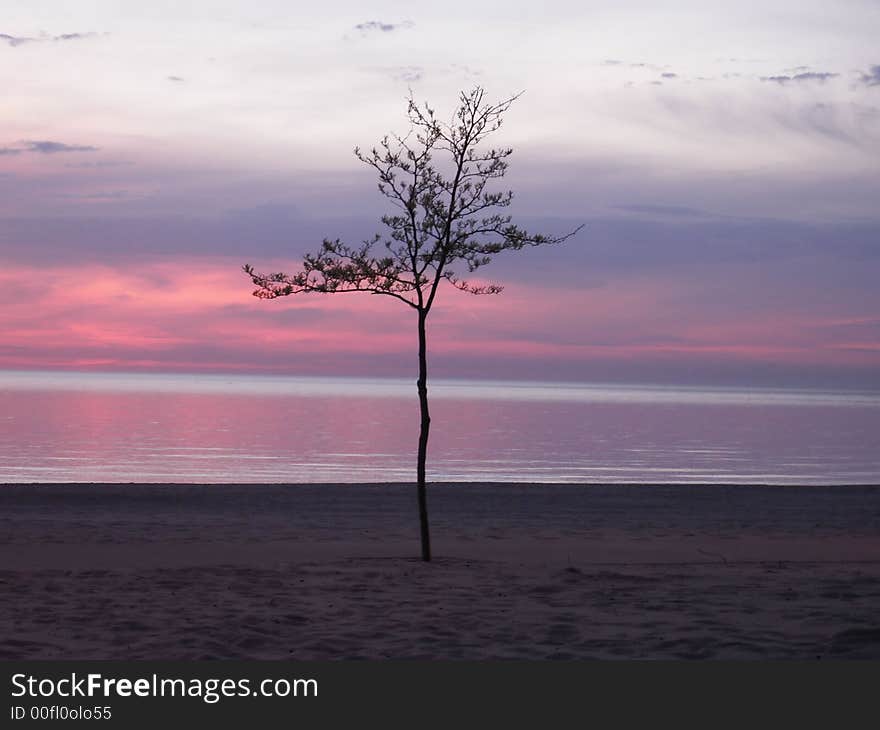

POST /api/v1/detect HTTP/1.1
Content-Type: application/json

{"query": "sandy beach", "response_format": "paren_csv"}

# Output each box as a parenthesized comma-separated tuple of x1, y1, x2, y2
(1, 483, 878, 660)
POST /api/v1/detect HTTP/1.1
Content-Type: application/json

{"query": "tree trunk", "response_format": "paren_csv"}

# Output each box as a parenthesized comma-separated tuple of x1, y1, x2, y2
(416, 308, 432, 562)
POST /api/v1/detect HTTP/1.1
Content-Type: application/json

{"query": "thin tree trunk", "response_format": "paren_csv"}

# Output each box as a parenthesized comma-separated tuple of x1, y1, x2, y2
(416, 308, 432, 562)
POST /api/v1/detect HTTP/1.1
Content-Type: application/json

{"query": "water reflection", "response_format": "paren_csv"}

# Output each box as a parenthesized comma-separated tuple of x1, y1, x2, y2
(1, 371, 878, 484)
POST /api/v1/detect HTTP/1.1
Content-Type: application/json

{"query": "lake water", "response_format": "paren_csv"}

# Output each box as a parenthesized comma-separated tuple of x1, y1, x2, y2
(1, 370, 879, 484)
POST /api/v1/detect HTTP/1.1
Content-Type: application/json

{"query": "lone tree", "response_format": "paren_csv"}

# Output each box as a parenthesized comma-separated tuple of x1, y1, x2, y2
(244, 87, 581, 562)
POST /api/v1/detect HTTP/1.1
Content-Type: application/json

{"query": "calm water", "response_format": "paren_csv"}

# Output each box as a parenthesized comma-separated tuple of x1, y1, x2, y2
(1, 370, 879, 484)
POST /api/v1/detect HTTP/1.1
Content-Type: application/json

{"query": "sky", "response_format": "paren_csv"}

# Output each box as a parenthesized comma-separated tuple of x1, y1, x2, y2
(1, 0, 879, 387)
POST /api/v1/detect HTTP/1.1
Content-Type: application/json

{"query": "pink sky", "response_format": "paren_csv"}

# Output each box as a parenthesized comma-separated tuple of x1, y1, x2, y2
(2, 2, 879, 388)
(1, 255, 876, 386)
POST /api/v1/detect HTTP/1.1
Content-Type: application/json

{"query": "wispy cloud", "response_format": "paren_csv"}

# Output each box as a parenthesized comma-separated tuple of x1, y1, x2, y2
(353, 20, 413, 34)
(449, 63, 481, 78)
(1, 140, 99, 155)
(0, 31, 100, 47)
(602, 59, 674, 76)
(389, 65, 423, 83)
(761, 71, 838, 85)
(722, 57, 767, 64)
(24, 139, 99, 155)
(25, 140, 99, 154)
(858, 65, 880, 87)
(64, 161, 133, 169)
(0, 33, 36, 47)
(53, 32, 98, 42)
(167, 75, 185, 82)
(601, 59, 670, 74)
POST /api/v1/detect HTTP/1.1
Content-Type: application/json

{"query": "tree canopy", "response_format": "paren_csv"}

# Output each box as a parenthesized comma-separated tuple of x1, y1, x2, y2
(244, 87, 581, 312)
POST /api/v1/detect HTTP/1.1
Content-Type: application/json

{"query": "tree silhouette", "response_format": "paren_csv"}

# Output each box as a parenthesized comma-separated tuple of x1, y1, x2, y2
(244, 87, 581, 561)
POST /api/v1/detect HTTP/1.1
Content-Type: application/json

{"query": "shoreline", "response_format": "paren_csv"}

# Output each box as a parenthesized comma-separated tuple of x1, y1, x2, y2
(4, 480, 880, 485)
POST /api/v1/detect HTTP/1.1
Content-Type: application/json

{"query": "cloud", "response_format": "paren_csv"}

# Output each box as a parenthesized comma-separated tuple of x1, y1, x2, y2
(64, 161, 133, 169)
(790, 102, 865, 146)
(370, 65, 424, 83)
(390, 66, 423, 83)
(661, 72, 678, 79)
(1, 140, 99, 155)
(599, 59, 668, 72)
(0, 33, 36, 47)
(353, 20, 413, 33)
(167, 75, 185, 82)
(1, 252, 877, 387)
(1, 31, 99, 47)
(761, 71, 838, 85)
(858, 65, 880, 87)
(53, 32, 98, 42)
(21, 140, 99, 154)
(450, 63, 481, 78)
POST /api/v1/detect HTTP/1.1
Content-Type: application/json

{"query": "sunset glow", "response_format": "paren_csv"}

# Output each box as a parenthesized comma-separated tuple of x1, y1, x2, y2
(1, 1, 878, 387)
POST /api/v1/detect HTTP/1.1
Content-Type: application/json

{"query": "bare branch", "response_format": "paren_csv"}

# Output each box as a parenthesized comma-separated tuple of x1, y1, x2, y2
(442, 270, 504, 295)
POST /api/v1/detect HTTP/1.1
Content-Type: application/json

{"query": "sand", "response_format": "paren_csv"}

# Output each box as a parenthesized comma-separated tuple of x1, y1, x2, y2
(1, 483, 879, 660)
